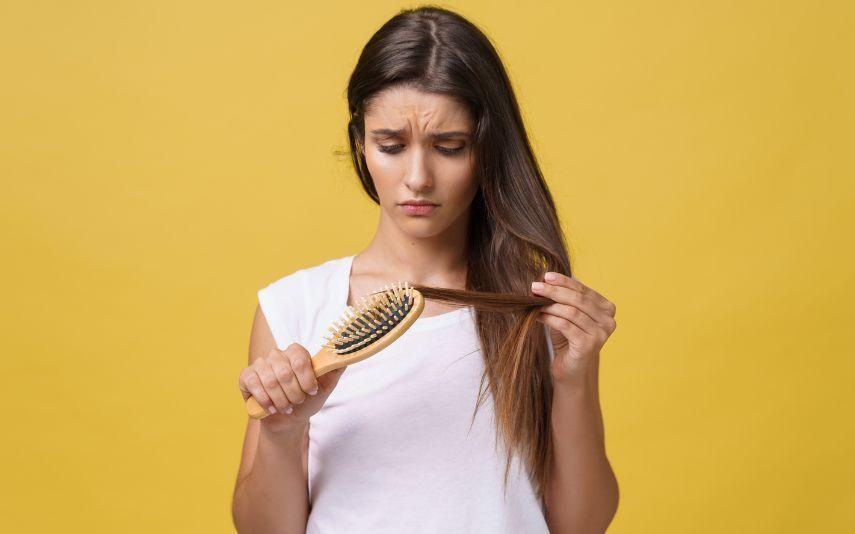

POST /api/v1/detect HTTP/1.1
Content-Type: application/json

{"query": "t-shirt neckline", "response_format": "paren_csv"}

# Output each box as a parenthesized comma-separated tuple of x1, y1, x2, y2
(338, 254, 470, 333)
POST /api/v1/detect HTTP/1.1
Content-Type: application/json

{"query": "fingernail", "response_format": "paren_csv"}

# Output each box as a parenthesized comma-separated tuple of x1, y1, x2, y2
(309, 388, 318, 396)
(531, 282, 544, 290)
(285, 406, 293, 414)
(267, 405, 277, 415)
(544, 272, 557, 282)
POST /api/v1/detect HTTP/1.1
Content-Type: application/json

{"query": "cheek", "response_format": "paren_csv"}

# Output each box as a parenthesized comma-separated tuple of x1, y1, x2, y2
(364, 151, 399, 198)
(451, 181, 479, 211)
(366, 151, 396, 176)
(442, 163, 479, 204)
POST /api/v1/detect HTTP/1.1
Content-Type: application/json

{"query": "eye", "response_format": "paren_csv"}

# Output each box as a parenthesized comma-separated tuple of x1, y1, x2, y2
(436, 145, 465, 155)
(377, 144, 466, 156)
(377, 144, 404, 154)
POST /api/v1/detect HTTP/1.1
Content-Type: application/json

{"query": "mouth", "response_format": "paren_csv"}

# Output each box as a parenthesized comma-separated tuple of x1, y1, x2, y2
(399, 199, 439, 206)
(399, 201, 439, 216)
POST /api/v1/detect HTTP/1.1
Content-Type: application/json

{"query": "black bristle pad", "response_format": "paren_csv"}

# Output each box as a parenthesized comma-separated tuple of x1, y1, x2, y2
(333, 286, 412, 355)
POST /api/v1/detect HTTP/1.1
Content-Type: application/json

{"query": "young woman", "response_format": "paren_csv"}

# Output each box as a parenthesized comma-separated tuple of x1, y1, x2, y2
(232, 6, 618, 533)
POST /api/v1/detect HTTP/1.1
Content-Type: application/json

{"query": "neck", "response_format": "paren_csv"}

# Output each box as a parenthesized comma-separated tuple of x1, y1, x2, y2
(357, 209, 470, 286)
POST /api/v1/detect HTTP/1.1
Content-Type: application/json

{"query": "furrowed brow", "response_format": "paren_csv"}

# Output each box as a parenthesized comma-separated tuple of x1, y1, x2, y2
(369, 128, 470, 140)
(430, 130, 470, 140)
(369, 128, 406, 138)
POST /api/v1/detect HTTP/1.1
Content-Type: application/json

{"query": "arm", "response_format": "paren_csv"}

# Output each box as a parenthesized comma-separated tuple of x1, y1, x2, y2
(231, 305, 310, 534)
(530, 272, 620, 533)
(544, 364, 619, 533)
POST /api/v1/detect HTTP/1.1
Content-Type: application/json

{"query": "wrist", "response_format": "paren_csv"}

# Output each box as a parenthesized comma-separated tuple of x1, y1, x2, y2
(259, 420, 307, 445)
(553, 378, 594, 406)
(552, 361, 597, 393)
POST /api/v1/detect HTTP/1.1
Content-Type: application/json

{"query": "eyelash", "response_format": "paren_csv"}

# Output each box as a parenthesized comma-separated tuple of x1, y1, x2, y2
(377, 144, 465, 156)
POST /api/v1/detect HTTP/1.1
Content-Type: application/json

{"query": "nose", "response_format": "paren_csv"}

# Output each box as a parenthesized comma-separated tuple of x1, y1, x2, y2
(403, 145, 433, 193)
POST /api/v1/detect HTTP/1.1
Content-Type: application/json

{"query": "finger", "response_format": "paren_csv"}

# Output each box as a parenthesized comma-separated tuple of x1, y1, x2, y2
(317, 365, 347, 393)
(255, 359, 293, 414)
(531, 282, 602, 322)
(542, 272, 614, 314)
(538, 302, 599, 336)
(269, 353, 307, 406)
(240, 369, 277, 415)
(238, 370, 251, 401)
(285, 344, 320, 397)
(535, 309, 590, 344)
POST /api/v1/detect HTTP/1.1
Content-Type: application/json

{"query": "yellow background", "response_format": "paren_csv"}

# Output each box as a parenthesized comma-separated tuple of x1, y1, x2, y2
(2, 1, 852, 532)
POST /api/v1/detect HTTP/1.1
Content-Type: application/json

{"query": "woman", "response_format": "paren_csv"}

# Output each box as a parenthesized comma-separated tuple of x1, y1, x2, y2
(232, 6, 619, 533)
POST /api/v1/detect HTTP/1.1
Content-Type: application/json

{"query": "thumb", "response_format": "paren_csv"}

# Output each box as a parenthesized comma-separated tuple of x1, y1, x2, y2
(316, 365, 347, 394)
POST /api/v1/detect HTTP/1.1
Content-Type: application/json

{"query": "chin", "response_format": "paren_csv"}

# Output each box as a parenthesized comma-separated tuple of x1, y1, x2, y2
(396, 218, 450, 239)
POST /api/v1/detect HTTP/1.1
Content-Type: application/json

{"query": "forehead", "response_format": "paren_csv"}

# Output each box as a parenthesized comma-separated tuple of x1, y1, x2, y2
(364, 86, 471, 128)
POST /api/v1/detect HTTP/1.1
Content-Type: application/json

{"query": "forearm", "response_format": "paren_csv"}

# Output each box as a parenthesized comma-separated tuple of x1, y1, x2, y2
(545, 369, 619, 533)
(232, 425, 309, 534)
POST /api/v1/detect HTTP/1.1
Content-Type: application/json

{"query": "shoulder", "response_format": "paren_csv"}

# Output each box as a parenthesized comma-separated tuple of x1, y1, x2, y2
(258, 254, 347, 300)
(256, 254, 351, 349)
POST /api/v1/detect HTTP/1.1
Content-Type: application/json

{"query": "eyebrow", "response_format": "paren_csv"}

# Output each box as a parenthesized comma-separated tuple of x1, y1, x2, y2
(369, 128, 471, 140)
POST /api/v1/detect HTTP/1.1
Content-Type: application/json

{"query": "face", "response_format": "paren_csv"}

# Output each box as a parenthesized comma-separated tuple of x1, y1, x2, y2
(362, 85, 478, 239)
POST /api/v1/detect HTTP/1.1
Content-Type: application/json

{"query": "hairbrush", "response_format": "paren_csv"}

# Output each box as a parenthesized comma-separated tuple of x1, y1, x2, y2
(246, 281, 425, 419)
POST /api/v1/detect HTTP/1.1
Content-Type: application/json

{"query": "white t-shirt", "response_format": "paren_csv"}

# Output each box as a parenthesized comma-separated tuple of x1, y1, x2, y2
(257, 254, 554, 533)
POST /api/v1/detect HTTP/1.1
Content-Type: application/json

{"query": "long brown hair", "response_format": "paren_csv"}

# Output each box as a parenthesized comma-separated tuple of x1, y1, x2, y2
(343, 6, 573, 501)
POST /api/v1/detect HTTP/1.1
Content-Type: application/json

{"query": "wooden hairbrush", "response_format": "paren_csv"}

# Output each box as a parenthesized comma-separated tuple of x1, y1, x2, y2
(246, 281, 425, 419)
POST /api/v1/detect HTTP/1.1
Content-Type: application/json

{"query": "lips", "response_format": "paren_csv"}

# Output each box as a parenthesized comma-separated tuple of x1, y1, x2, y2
(400, 202, 438, 216)
(400, 200, 438, 206)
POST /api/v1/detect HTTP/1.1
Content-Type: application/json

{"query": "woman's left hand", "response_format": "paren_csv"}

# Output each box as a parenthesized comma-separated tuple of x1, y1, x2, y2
(531, 272, 617, 388)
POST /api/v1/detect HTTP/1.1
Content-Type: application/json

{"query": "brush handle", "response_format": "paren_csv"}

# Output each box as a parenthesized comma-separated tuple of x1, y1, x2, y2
(245, 347, 344, 420)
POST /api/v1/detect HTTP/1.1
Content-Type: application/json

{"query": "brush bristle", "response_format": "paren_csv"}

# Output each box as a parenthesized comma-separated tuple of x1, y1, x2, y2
(321, 281, 415, 355)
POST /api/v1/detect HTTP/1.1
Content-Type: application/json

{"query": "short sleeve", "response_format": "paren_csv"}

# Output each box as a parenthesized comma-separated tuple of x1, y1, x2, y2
(257, 271, 306, 351)
(543, 323, 555, 361)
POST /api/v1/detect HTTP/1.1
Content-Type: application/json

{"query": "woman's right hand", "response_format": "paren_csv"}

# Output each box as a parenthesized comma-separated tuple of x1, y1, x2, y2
(239, 342, 347, 434)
